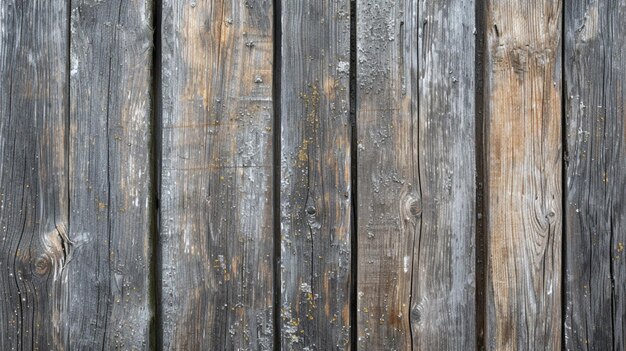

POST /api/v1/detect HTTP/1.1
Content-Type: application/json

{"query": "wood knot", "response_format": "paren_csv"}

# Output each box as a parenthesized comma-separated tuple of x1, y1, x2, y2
(410, 307, 421, 324)
(545, 210, 557, 224)
(409, 200, 422, 217)
(34, 256, 50, 276)
(401, 193, 422, 222)
(511, 47, 528, 76)
(305, 206, 317, 215)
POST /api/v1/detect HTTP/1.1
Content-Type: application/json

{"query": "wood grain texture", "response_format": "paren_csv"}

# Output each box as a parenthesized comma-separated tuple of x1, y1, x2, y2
(0, 1, 69, 349)
(159, 0, 274, 349)
(355, 0, 418, 349)
(485, 0, 562, 349)
(69, 0, 154, 348)
(564, 1, 626, 349)
(413, 0, 476, 349)
(279, 0, 352, 349)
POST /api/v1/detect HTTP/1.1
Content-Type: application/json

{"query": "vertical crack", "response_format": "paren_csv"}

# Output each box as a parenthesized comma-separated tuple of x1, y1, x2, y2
(65, 1, 73, 346)
(409, 3, 420, 349)
(100, 4, 124, 346)
(66, 0, 72, 266)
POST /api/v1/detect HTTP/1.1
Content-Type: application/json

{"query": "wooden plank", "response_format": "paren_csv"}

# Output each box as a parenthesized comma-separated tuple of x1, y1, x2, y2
(356, 0, 477, 348)
(564, 1, 626, 349)
(413, 0, 477, 349)
(485, 1, 562, 349)
(279, 0, 351, 349)
(159, 0, 274, 349)
(0, 1, 69, 349)
(355, 0, 418, 349)
(68, 0, 155, 349)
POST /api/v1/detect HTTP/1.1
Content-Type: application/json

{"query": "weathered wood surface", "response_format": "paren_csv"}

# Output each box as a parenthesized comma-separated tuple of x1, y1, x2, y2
(69, 0, 155, 349)
(159, 0, 274, 349)
(414, 0, 476, 349)
(0, 1, 69, 350)
(355, 0, 418, 348)
(564, 1, 626, 349)
(485, 0, 563, 349)
(279, 0, 352, 349)
(356, 0, 478, 349)
(6, 0, 626, 349)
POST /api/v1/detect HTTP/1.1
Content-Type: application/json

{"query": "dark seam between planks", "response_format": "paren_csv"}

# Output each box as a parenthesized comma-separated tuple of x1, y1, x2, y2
(272, 0, 282, 348)
(474, 0, 487, 349)
(150, 0, 163, 350)
(560, 1, 567, 349)
(152, 0, 163, 349)
(349, 0, 358, 348)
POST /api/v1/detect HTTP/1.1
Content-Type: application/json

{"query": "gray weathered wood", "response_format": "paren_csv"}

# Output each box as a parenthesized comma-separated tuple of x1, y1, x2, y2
(159, 0, 274, 349)
(279, 0, 352, 349)
(68, 0, 154, 348)
(564, 1, 626, 349)
(413, 0, 477, 349)
(355, 0, 418, 348)
(485, 1, 563, 349)
(0, 1, 69, 349)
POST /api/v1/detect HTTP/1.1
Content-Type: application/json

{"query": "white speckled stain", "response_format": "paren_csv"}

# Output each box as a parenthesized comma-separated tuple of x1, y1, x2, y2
(337, 61, 349, 74)
(403, 255, 410, 273)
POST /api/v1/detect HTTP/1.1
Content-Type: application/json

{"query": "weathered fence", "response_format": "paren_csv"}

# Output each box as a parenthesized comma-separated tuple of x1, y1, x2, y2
(1, 0, 624, 349)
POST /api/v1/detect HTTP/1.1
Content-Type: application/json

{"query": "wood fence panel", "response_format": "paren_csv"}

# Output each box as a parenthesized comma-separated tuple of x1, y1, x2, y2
(484, 1, 563, 349)
(414, 0, 477, 349)
(0, 1, 69, 350)
(69, 0, 155, 348)
(7, 0, 626, 349)
(355, 0, 418, 349)
(564, 1, 626, 349)
(159, 0, 274, 349)
(279, 0, 352, 349)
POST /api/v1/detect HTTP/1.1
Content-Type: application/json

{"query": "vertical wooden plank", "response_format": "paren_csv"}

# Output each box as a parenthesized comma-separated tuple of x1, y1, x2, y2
(159, 0, 274, 349)
(485, 0, 562, 349)
(414, 0, 476, 349)
(355, 0, 418, 349)
(69, 0, 154, 348)
(0, 1, 69, 350)
(279, 0, 351, 349)
(564, 1, 626, 349)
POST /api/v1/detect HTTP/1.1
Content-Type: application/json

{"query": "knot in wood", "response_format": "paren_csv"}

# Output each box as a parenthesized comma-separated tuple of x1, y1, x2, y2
(409, 200, 422, 217)
(35, 255, 51, 276)
(401, 193, 422, 221)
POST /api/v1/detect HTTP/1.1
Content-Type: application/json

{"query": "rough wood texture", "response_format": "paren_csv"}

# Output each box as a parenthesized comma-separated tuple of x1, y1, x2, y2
(279, 0, 352, 349)
(8, 0, 626, 348)
(355, 0, 418, 348)
(69, 0, 154, 348)
(159, 0, 274, 349)
(0, 1, 69, 350)
(485, 1, 562, 349)
(414, 0, 476, 349)
(564, 1, 626, 349)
